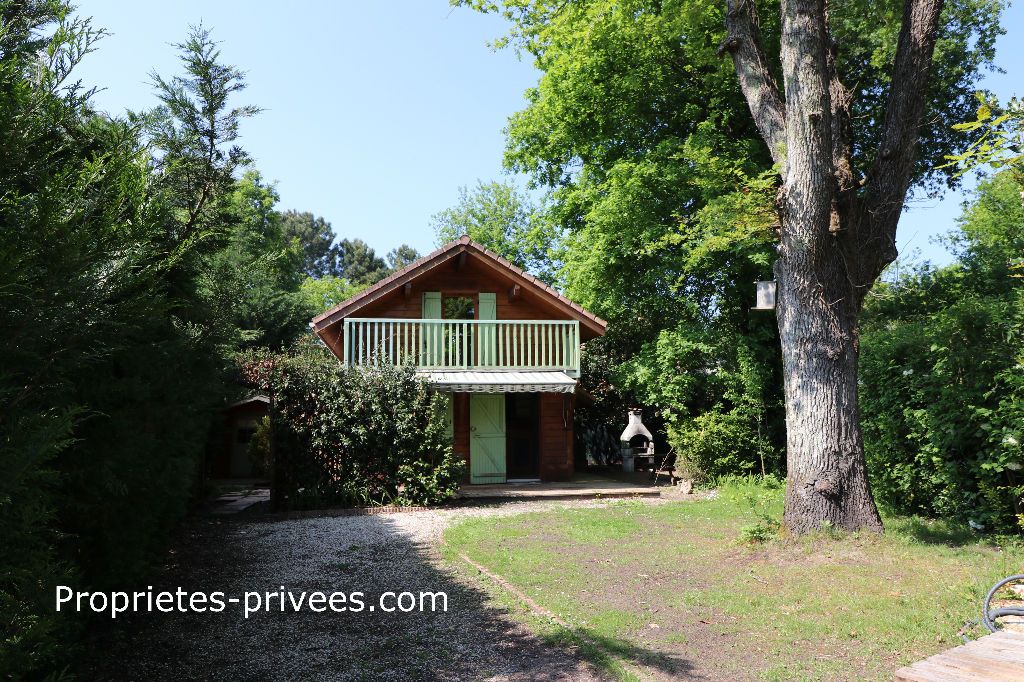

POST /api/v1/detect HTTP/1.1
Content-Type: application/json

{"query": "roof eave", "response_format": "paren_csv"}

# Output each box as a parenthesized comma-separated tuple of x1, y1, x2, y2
(309, 236, 608, 336)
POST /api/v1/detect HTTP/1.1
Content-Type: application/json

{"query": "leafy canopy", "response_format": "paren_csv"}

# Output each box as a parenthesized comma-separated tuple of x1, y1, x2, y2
(432, 179, 560, 284)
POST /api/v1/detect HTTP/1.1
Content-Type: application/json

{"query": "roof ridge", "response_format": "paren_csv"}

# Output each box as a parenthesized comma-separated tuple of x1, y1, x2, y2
(309, 235, 608, 332)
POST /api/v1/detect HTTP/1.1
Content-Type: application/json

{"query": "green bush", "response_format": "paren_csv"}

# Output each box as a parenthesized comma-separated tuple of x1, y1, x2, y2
(861, 291, 1023, 531)
(396, 459, 464, 507)
(859, 172, 1024, 532)
(667, 409, 780, 483)
(239, 341, 463, 508)
(248, 416, 273, 477)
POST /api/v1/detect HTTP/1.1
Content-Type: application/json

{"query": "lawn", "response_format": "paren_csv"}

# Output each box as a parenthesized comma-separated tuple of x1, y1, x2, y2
(443, 479, 1024, 681)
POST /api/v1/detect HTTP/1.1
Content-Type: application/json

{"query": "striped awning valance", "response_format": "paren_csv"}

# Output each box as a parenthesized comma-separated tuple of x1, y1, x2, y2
(416, 370, 577, 394)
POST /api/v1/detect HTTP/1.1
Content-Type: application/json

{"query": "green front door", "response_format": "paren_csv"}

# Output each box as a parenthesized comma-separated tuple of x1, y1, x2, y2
(470, 393, 506, 484)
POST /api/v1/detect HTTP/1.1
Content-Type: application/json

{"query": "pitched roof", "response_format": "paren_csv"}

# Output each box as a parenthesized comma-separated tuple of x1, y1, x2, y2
(309, 235, 607, 336)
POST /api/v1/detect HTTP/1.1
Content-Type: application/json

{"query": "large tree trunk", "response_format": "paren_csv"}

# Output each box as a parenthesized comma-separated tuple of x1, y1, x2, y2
(775, 243, 883, 533)
(722, 0, 945, 533)
(774, 0, 883, 533)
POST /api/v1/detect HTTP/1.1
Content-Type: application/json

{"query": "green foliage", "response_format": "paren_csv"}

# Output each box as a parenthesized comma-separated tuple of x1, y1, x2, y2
(299, 274, 365, 311)
(139, 25, 260, 239)
(387, 243, 421, 271)
(669, 408, 779, 484)
(860, 172, 1024, 532)
(396, 459, 464, 507)
(432, 179, 560, 283)
(0, 8, 233, 675)
(336, 237, 389, 285)
(279, 211, 418, 285)
(205, 170, 311, 348)
(946, 95, 1024, 176)
(238, 341, 464, 509)
(459, 0, 1004, 478)
(278, 209, 340, 277)
(0, 11, 323, 675)
(247, 416, 273, 477)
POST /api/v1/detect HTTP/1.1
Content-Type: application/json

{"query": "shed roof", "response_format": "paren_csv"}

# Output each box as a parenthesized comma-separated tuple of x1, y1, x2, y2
(225, 395, 270, 410)
(309, 236, 607, 338)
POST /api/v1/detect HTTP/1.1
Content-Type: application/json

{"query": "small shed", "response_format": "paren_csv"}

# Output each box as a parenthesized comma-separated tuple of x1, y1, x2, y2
(210, 395, 269, 479)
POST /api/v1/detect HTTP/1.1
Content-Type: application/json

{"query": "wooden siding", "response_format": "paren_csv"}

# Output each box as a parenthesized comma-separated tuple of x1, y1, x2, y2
(539, 393, 574, 481)
(355, 253, 573, 323)
(453, 391, 574, 483)
(452, 393, 471, 482)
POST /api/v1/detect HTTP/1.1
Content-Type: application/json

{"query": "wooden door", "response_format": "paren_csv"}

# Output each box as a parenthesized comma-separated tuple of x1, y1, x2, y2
(478, 292, 496, 367)
(470, 393, 506, 484)
(505, 393, 539, 479)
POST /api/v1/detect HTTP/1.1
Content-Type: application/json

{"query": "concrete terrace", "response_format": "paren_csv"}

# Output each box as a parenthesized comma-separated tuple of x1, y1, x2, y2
(457, 471, 664, 501)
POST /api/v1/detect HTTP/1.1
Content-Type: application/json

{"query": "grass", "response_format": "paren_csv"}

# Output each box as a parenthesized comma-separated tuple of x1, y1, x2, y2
(443, 479, 1024, 680)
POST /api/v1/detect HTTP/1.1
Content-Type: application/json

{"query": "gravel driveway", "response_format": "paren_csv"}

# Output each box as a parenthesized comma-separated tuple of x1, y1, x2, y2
(96, 501, 620, 681)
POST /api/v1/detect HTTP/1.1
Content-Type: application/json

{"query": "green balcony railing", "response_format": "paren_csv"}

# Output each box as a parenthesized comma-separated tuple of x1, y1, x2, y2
(342, 318, 581, 375)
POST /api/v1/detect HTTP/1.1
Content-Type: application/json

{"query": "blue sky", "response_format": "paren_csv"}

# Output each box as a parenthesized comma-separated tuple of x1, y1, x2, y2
(75, 1, 1022, 266)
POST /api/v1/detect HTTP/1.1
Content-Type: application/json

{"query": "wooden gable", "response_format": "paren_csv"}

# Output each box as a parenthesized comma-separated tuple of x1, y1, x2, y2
(310, 236, 607, 357)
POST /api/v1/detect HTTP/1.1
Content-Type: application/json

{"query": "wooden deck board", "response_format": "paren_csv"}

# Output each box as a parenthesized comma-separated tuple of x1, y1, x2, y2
(896, 631, 1024, 681)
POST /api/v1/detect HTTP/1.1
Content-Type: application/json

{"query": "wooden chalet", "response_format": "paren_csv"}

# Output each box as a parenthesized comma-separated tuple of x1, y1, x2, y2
(310, 235, 607, 483)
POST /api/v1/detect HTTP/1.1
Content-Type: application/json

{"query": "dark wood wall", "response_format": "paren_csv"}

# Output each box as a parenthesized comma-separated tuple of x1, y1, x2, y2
(450, 391, 574, 483)
(452, 393, 471, 480)
(356, 253, 568, 322)
(538, 393, 574, 481)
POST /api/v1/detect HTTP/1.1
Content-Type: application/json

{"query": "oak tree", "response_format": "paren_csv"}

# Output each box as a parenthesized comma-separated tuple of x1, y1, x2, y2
(721, 0, 962, 532)
(463, 0, 1001, 533)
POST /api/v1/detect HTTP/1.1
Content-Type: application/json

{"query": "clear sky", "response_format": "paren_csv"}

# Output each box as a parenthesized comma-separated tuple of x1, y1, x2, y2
(74, 1, 1022, 266)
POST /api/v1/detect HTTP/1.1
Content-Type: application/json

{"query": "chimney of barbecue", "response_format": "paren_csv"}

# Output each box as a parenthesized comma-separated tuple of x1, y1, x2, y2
(619, 408, 653, 443)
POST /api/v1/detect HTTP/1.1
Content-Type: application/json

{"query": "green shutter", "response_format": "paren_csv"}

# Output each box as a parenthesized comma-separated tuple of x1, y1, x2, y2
(478, 292, 496, 367)
(422, 292, 442, 365)
(422, 291, 442, 318)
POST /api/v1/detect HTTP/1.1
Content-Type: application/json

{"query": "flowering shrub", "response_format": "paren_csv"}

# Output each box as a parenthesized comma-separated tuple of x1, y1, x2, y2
(239, 339, 463, 509)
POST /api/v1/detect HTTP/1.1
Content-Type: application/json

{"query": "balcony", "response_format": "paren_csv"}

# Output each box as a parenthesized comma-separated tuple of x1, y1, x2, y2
(342, 318, 581, 375)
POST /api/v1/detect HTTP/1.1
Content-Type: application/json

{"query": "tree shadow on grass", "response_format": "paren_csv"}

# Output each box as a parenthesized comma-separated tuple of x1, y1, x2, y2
(541, 627, 697, 680)
(84, 511, 696, 680)
(887, 515, 981, 547)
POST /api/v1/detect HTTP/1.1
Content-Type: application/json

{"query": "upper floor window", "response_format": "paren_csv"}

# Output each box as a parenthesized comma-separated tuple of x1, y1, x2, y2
(444, 296, 475, 320)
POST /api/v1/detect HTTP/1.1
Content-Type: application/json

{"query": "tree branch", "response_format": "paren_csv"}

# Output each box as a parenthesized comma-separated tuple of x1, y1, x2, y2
(860, 0, 945, 280)
(825, 12, 859, 265)
(721, 0, 788, 169)
(825, 31, 854, 197)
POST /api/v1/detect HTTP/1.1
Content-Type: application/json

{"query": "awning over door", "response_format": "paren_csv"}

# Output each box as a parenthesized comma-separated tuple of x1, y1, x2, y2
(417, 370, 577, 393)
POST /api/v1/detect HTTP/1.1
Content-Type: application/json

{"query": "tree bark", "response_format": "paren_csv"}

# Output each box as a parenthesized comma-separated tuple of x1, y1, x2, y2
(723, 0, 945, 533)
(775, 246, 884, 533)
